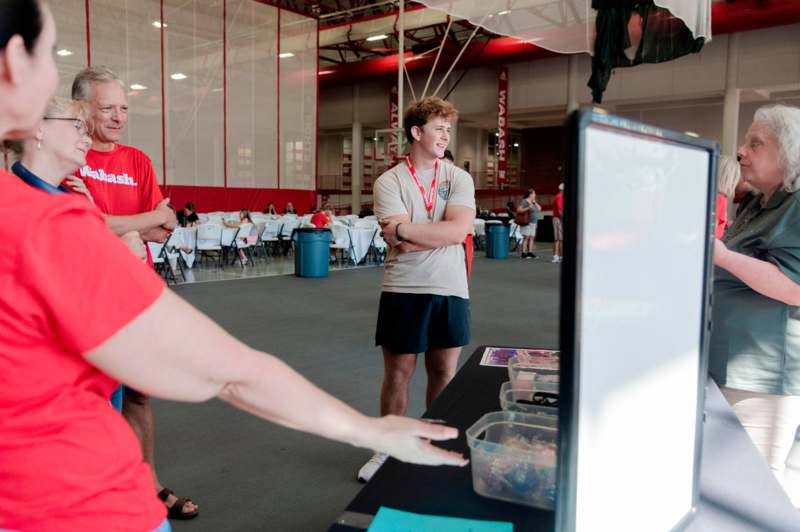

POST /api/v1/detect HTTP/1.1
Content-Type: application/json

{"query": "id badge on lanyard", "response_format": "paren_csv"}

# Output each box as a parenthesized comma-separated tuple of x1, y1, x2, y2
(405, 156, 438, 221)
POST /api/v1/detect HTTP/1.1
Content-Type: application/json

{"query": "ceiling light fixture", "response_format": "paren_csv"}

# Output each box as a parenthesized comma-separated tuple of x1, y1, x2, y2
(153, 21, 167, 28)
(130, 83, 147, 90)
(498, 10, 511, 15)
(366, 34, 388, 42)
(170, 73, 187, 80)
(279, 52, 295, 58)
(56, 49, 73, 57)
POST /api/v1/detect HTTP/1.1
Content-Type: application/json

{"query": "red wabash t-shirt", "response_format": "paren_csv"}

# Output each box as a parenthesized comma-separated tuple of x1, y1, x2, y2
(77, 144, 164, 266)
(0, 171, 166, 530)
(77, 144, 163, 215)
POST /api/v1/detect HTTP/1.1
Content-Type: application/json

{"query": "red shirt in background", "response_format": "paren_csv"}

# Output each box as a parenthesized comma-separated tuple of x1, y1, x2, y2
(310, 211, 331, 228)
(0, 171, 166, 531)
(715, 192, 728, 239)
(553, 191, 564, 219)
(77, 144, 163, 216)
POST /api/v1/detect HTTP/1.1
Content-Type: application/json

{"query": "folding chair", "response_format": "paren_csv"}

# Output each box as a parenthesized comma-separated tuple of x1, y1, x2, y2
(279, 218, 301, 256)
(197, 223, 223, 269)
(330, 223, 351, 266)
(367, 228, 387, 265)
(261, 220, 282, 258)
(149, 232, 182, 284)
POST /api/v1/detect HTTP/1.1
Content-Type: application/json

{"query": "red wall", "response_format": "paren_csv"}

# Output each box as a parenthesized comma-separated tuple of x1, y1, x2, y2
(161, 185, 317, 215)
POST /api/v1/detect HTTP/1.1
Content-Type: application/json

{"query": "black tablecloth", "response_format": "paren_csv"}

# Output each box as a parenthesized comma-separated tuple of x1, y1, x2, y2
(330, 346, 800, 532)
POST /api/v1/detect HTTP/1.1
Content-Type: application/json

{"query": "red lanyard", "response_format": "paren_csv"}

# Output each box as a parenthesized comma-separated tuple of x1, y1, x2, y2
(405, 156, 438, 219)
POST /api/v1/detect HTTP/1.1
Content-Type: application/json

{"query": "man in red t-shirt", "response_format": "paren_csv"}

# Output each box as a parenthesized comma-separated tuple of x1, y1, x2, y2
(552, 183, 564, 264)
(72, 66, 197, 519)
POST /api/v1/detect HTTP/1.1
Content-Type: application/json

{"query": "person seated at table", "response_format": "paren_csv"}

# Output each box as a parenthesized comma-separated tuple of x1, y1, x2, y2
(310, 204, 334, 229)
(283, 202, 297, 215)
(505, 200, 516, 219)
(264, 202, 278, 215)
(0, 7, 465, 529)
(710, 104, 800, 506)
(177, 201, 199, 227)
(223, 209, 255, 265)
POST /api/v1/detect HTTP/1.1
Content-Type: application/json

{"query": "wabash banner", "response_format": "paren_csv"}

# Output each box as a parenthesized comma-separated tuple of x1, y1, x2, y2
(497, 68, 509, 184)
(389, 85, 400, 161)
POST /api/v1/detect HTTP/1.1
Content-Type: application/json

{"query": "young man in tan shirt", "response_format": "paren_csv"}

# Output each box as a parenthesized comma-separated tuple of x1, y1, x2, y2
(358, 97, 476, 482)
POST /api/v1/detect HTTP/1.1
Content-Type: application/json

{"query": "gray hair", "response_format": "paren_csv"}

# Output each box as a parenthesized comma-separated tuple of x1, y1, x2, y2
(71, 66, 125, 101)
(717, 155, 740, 198)
(753, 104, 800, 193)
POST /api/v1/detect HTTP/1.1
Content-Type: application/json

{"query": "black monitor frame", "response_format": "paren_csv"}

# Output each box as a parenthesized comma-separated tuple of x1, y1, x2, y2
(555, 108, 718, 532)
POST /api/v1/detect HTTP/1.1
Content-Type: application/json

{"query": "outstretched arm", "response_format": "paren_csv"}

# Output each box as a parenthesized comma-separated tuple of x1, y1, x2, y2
(85, 290, 468, 467)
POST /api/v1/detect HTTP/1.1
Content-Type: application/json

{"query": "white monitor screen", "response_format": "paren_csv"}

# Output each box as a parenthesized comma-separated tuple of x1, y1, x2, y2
(558, 114, 715, 532)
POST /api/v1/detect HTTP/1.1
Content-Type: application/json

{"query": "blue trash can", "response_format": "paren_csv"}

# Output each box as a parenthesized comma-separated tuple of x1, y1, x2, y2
(485, 222, 510, 259)
(293, 228, 332, 278)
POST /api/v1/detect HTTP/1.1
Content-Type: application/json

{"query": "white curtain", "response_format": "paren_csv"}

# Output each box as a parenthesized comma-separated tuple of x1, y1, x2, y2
(415, 0, 711, 55)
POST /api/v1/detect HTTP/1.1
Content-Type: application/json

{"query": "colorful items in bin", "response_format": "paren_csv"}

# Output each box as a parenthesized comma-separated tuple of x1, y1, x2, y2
(479, 347, 559, 368)
(499, 381, 559, 418)
(466, 411, 558, 509)
(507, 355, 560, 397)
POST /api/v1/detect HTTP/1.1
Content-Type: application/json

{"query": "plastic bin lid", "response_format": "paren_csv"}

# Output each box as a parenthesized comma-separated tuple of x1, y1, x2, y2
(294, 227, 331, 233)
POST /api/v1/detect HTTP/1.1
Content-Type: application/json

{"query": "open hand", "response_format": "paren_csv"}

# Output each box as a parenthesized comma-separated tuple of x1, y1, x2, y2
(365, 415, 468, 467)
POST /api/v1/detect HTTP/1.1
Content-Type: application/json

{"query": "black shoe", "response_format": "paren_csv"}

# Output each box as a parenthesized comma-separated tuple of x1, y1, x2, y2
(521, 253, 528, 259)
(530, 253, 538, 259)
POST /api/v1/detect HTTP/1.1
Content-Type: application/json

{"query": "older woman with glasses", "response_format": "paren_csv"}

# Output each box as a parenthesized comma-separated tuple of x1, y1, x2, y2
(5, 96, 93, 200)
(5, 96, 147, 261)
(0, 2, 466, 531)
(710, 104, 800, 506)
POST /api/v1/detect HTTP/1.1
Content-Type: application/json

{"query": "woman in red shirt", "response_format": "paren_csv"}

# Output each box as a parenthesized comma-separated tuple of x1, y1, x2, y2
(716, 155, 741, 239)
(0, 3, 466, 531)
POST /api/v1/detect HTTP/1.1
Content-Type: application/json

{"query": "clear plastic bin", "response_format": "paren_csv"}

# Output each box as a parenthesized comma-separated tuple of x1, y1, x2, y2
(466, 411, 558, 509)
(499, 381, 559, 418)
(507, 356, 559, 393)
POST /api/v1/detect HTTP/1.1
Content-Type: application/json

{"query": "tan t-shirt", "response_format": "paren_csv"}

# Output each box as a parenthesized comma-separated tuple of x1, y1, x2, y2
(374, 159, 476, 299)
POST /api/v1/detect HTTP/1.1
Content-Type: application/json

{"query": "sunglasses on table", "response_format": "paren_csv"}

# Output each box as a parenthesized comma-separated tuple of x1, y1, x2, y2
(44, 117, 90, 137)
(518, 392, 559, 407)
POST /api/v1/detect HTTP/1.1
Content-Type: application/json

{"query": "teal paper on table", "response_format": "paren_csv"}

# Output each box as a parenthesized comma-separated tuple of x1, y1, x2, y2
(367, 506, 513, 532)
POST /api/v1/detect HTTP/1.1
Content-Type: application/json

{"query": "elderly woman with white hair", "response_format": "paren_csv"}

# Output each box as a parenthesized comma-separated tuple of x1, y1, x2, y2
(710, 104, 800, 505)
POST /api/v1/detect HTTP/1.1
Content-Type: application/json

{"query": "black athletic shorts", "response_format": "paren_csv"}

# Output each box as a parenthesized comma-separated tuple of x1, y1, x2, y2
(375, 292, 471, 354)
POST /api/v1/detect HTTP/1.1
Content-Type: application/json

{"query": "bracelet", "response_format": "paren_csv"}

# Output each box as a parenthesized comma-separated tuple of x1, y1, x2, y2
(396, 223, 404, 242)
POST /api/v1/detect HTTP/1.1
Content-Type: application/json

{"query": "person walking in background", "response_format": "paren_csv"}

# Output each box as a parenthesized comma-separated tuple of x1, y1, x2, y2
(517, 188, 540, 259)
(552, 183, 564, 263)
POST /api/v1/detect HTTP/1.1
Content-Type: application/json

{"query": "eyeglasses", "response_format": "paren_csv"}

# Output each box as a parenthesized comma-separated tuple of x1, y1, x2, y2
(519, 392, 559, 408)
(43, 117, 90, 137)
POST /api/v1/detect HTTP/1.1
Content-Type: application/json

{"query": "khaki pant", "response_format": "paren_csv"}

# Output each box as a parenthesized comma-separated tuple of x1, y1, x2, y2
(722, 386, 800, 507)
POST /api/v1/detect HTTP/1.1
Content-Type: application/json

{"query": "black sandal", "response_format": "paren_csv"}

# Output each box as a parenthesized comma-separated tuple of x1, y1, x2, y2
(157, 487, 199, 520)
